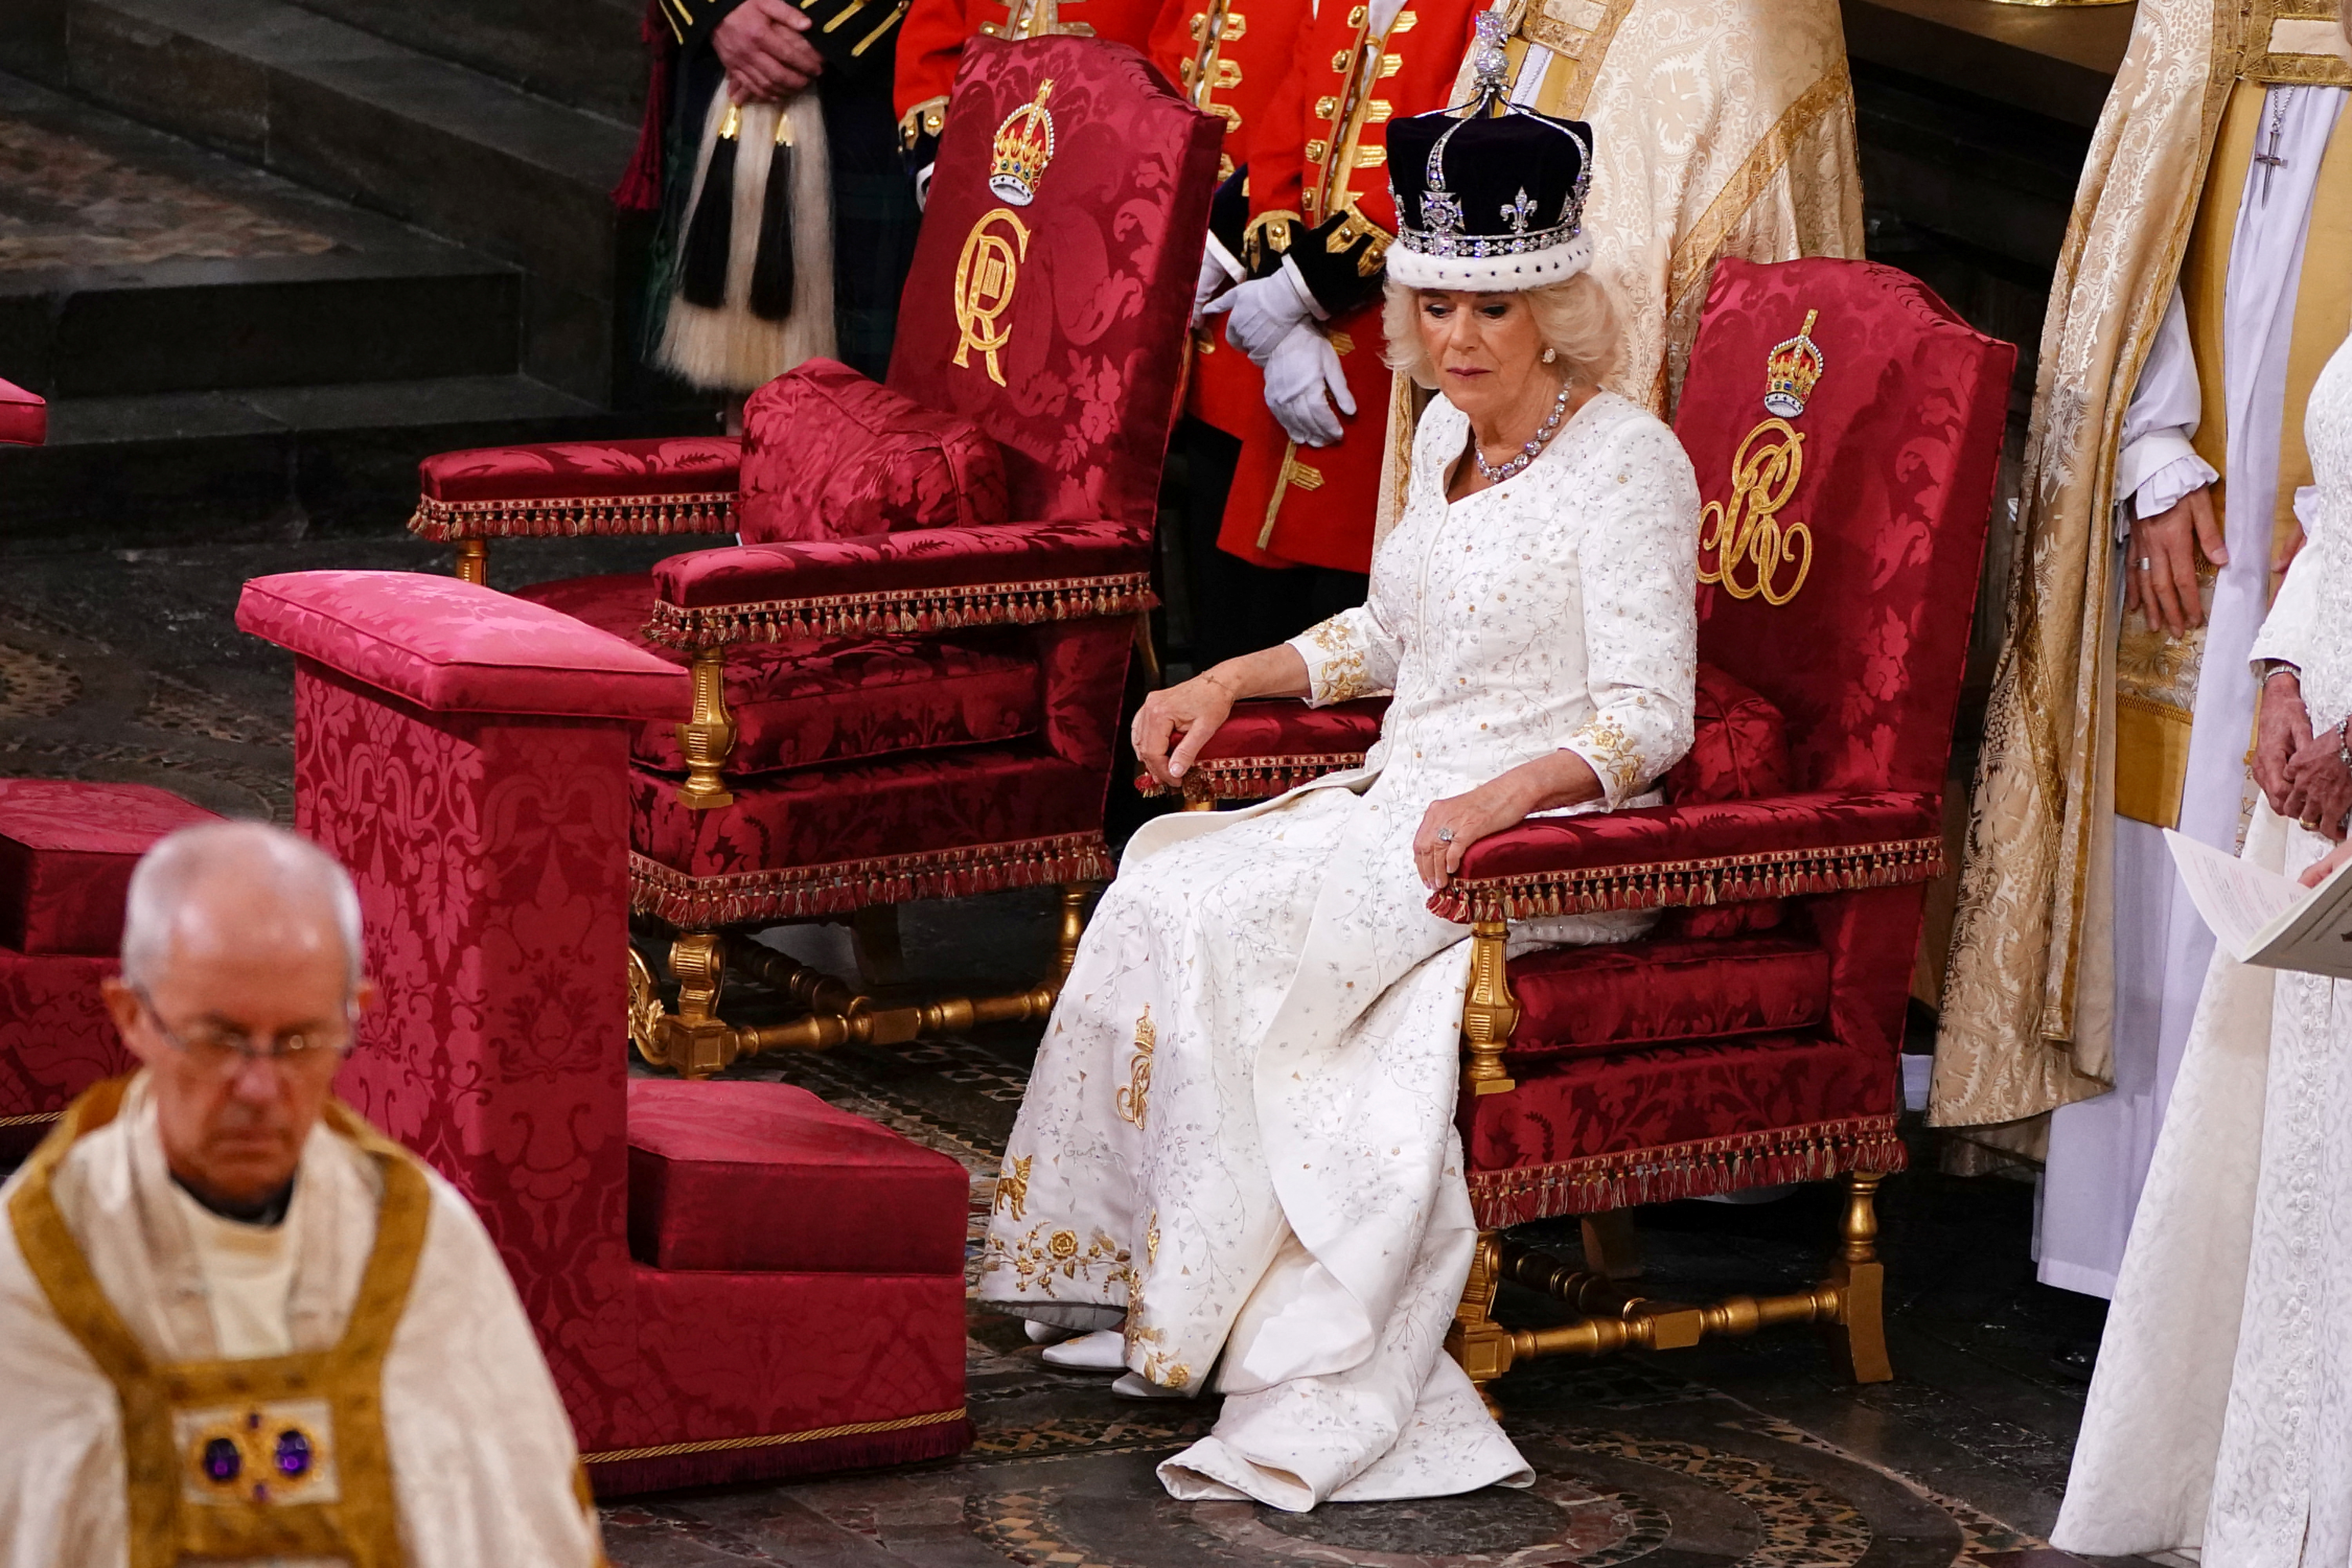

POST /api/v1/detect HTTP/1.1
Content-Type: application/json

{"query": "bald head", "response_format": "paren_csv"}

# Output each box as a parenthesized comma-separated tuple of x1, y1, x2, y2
(121, 822, 363, 996)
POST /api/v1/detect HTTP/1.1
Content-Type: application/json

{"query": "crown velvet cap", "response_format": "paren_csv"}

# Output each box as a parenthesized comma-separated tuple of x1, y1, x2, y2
(1385, 109, 1593, 291)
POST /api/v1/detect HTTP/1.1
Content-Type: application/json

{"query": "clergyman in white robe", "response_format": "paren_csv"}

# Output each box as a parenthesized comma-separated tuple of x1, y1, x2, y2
(0, 1074, 604, 1566)
(978, 388, 1699, 1509)
(2052, 297, 2352, 1566)
(2038, 81, 2341, 1299)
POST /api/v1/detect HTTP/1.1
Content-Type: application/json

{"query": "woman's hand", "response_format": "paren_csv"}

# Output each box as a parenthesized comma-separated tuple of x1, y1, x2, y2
(1414, 752, 1603, 891)
(2281, 723, 2352, 841)
(1132, 672, 1238, 789)
(2256, 670, 2313, 815)
(2303, 837, 2352, 889)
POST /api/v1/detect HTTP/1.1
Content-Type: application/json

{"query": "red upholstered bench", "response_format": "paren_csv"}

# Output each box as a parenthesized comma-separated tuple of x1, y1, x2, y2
(0, 779, 221, 1152)
(0, 377, 44, 448)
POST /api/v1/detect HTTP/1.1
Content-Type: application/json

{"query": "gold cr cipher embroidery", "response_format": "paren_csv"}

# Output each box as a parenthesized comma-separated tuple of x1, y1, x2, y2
(1116, 1006, 1154, 1127)
(953, 209, 1030, 387)
(1697, 309, 1826, 607)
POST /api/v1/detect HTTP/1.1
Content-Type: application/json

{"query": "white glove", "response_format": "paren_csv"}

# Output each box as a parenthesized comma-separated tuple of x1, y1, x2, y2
(913, 162, 935, 211)
(1192, 246, 1238, 328)
(1202, 265, 1319, 365)
(1261, 323, 1355, 447)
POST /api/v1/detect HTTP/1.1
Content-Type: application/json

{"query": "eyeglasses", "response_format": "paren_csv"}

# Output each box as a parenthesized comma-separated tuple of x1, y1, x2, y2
(133, 988, 356, 1081)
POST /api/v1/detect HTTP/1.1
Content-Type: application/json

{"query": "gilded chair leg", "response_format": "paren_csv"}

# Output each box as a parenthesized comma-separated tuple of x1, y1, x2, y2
(1824, 1171, 1894, 1384)
(851, 905, 908, 987)
(1445, 1230, 1514, 1417)
(454, 537, 488, 585)
(675, 647, 736, 811)
(662, 931, 738, 1080)
(1580, 1210, 1642, 1281)
(1459, 918, 1519, 1098)
(1053, 882, 1096, 985)
(1131, 610, 1163, 689)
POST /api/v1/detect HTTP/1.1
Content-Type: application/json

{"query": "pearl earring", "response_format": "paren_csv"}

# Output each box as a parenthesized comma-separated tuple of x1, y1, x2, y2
(1541, 348, 1557, 364)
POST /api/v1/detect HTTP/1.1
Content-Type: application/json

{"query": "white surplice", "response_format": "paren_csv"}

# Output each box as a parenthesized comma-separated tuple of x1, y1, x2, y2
(977, 390, 1699, 1510)
(2052, 309, 2352, 1564)
(0, 1078, 603, 1567)
(2039, 82, 2347, 1299)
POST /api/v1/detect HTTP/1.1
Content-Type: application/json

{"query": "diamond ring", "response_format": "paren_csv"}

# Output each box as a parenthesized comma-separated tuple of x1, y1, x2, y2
(1436, 827, 1455, 844)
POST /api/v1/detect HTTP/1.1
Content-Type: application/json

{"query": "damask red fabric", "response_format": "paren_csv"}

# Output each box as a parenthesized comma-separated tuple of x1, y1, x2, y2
(739, 359, 1010, 542)
(417, 436, 741, 503)
(0, 377, 44, 447)
(1674, 259, 2014, 798)
(1446, 789, 1942, 892)
(0, 947, 130, 1154)
(239, 572, 691, 720)
(282, 662, 971, 1489)
(634, 745, 1105, 885)
(0, 780, 222, 955)
(1506, 932, 1829, 1062)
(628, 1080, 969, 1274)
(1463, 1029, 1901, 1210)
(650, 517, 1152, 615)
(886, 37, 1223, 530)
(1655, 664, 1793, 938)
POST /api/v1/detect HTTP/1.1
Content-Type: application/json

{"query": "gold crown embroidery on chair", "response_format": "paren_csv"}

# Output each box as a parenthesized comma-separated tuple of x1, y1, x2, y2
(1762, 309, 1825, 418)
(989, 80, 1057, 205)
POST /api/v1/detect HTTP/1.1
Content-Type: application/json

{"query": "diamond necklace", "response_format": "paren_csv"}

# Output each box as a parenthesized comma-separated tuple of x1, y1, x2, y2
(1472, 379, 1574, 484)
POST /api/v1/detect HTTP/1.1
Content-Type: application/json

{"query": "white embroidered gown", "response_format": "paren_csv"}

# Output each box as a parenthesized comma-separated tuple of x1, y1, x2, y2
(977, 390, 1699, 1509)
(2053, 328, 2352, 1562)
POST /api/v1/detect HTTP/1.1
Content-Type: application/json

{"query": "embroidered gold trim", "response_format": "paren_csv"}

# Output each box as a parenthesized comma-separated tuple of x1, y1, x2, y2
(582, 1406, 968, 1465)
(1133, 750, 1368, 799)
(981, 1223, 1133, 1294)
(630, 833, 1115, 926)
(994, 1153, 1032, 1221)
(408, 491, 736, 542)
(1429, 834, 1947, 923)
(1301, 614, 1371, 703)
(642, 572, 1154, 650)
(1467, 1115, 1906, 1227)
(1564, 711, 1644, 798)
(1116, 1007, 1154, 1127)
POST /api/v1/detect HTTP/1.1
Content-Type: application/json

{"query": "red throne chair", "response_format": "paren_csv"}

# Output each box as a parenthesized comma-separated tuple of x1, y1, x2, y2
(401, 37, 1221, 1078)
(1147, 258, 2014, 1400)
(236, 572, 976, 1492)
(0, 780, 217, 1158)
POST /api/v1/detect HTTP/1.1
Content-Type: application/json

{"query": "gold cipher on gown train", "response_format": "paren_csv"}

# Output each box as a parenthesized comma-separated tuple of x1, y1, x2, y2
(979, 390, 1700, 1510)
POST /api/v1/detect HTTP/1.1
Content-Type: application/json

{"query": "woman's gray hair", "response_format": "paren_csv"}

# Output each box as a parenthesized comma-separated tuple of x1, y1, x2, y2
(1380, 272, 1627, 392)
(121, 822, 365, 993)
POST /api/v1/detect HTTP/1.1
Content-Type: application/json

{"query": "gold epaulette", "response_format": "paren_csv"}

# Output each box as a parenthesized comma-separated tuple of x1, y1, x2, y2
(1325, 201, 1391, 278)
(898, 95, 949, 152)
(1243, 208, 1302, 270)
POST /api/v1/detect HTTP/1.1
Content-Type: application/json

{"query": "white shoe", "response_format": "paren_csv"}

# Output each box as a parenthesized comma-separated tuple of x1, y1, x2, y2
(1024, 1320, 1070, 1345)
(1111, 1372, 1190, 1400)
(1040, 1327, 1127, 1371)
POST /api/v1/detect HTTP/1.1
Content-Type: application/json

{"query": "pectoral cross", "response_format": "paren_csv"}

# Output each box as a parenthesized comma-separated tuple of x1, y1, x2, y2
(1502, 188, 1536, 234)
(2256, 87, 2297, 202)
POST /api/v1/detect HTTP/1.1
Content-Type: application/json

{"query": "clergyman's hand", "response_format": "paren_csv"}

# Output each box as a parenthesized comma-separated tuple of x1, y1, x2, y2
(1132, 671, 1238, 788)
(2281, 723, 2352, 841)
(2126, 484, 2225, 638)
(714, 0, 822, 101)
(2256, 669, 2313, 816)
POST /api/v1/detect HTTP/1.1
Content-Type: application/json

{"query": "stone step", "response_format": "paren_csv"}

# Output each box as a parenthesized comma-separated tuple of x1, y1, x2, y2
(3, 0, 642, 402)
(289, 0, 646, 124)
(0, 373, 710, 545)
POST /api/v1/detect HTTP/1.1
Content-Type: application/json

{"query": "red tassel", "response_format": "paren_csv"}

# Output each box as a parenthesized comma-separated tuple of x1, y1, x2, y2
(612, 0, 676, 214)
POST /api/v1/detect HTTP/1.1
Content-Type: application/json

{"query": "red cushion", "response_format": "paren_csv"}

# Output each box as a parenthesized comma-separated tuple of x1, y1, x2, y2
(237, 571, 692, 720)
(1655, 664, 1794, 938)
(0, 378, 44, 447)
(418, 436, 740, 503)
(0, 781, 222, 955)
(1506, 932, 1829, 1062)
(514, 574, 1044, 778)
(627, 1079, 969, 1274)
(739, 359, 1009, 543)
(1464, 1029, 1903, 1226)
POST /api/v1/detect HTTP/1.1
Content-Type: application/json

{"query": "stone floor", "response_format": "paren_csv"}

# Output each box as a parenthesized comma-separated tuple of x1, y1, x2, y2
(0, 528, 2130, 1568)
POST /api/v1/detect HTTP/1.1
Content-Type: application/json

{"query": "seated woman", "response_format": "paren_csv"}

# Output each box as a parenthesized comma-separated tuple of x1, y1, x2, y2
(976, 102, 1700, 1510)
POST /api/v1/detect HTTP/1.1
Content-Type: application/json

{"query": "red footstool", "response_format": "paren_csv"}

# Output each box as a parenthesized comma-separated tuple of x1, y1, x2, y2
(0, 779, 220, 1156)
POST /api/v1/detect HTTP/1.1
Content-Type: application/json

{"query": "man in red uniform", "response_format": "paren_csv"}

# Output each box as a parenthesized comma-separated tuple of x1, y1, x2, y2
(1147, 0, 1314, 665)
(895, 0, 1165, 200)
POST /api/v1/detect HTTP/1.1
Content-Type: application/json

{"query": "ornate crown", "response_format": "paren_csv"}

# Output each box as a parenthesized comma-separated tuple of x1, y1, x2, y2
(989, 80, 1056, 207)
(1762, 310, 1824, 418)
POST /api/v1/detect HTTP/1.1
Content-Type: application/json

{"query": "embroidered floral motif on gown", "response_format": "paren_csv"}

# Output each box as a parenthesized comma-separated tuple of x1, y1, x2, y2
(977, 390, 1699, 1509)
(2053, 330, 2352, 1564)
